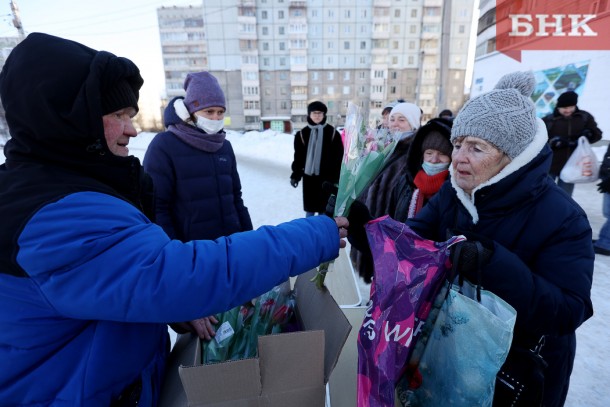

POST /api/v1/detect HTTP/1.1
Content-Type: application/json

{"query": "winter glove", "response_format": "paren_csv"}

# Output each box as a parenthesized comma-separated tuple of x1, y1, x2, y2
(449, 230, 494, 284)
(549, 136, 568, 149)
(580, 128, 593, 140)
(598, 178, 610, 194)
(322, 182, 339, 217)
(290, 178, 299, 188)
(346, 200, 373, 253)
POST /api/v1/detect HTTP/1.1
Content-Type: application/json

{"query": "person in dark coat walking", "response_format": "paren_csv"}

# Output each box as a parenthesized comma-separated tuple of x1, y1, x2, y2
(290, 101, 344, 216)
(144, 72, 253, 340)
(593, 145, 610, 255)
(406, 71, 593, 406)
(543, 90, 602, 196)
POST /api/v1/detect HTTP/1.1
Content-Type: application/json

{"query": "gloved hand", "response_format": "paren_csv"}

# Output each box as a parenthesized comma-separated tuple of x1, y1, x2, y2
(580, 128, 593, 140)
(322, 182, 339, 217)
(346, 200, 373, 253)
(549, 136, 568, 149)
(598, 178, 610, 194)
(290, 178, 299, 188)
(449, 231, 494, 283)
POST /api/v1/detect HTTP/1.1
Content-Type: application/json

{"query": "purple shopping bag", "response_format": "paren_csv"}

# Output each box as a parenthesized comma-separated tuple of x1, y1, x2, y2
(357, 216, 464, 407)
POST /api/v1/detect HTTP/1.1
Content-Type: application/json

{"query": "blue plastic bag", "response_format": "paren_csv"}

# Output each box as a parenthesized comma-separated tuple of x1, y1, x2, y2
(400, 280, 516, 407)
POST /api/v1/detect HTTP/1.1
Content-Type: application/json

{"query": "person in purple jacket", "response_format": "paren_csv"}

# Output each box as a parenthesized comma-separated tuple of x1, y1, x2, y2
(144, 72, 253, 341)
(0, 33, 348, 406)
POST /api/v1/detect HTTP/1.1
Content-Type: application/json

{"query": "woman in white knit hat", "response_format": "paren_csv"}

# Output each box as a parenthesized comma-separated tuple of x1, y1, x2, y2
(404, 71, 594, 406)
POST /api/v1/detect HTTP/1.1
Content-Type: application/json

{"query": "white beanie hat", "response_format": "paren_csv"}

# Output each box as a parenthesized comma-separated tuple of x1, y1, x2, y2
(390, 102, 421, 131)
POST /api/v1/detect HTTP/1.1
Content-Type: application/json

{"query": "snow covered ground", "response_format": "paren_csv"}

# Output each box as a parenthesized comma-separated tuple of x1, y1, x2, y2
(2, 129, 608, 405)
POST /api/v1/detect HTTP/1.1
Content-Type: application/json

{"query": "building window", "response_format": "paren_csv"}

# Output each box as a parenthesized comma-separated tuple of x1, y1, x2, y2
(327, 86, 335, 95)
(263, 58, 270, 66)
(393, 25, 400, 34)
(394, 9, 401, 17)
(344, 41, 350, 50)
(390, 86, 397, 94)
(281, 101, 289, 109)
(279, 26, 285, 35)
(343, 86, 350, 95)
(278, 10, 285, 19)
(262, 10, 268, 19)
(408, 56, 414, 64)
(345, 10, 351, 18)
(410, 25, 417, 34)
(279, 57, 286, 66)
(391, 72, 398, 79)
(263, 42, 269, 51)
(393, 41, 399, 49)
(392, 56, 398, 64)
(328, 41, 334, 49)
(262, 27, 269, 35)
(459, 24, 465, 34)
(343, 71, 350, 80)
(328, 71, 334, 80)
(279, 42, 285, 50)
(312, 86, 319, 95)
(411, 9, 417, 18)
(312, 71, 319, 80)
(374, 70, 384, 78)
(360, 41, 366, 50)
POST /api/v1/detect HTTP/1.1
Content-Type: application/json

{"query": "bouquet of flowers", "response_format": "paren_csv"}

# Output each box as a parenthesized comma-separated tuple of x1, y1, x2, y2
(202, 281, 297, 363)
(312, 102, 399, 288)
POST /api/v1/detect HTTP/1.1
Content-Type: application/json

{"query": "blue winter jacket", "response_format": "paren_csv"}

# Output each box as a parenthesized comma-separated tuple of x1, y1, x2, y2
(407, 120, 594, 406)
(0, 33, 340, 406)
(143, 98, 252, 241)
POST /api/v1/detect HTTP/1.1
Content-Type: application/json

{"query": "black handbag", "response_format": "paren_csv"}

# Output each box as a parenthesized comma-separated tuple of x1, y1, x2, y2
(493, 336, 547, 407)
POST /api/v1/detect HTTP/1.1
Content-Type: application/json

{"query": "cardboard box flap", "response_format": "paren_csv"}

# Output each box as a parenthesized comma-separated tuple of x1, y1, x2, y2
(258, 330, 324, 394)
(295, 270, 353, 383)
(179, 358, 261, 404)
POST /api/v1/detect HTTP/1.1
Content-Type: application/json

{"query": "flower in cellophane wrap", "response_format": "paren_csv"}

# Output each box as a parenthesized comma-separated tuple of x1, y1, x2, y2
(311, 102, 399, 289)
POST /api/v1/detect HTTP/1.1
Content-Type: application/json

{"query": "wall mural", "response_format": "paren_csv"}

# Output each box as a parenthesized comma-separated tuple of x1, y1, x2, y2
(532, 60, 590, 117)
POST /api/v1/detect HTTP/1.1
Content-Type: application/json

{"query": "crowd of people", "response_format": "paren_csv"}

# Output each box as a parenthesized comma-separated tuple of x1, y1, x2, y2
(0, 32, 601, 407)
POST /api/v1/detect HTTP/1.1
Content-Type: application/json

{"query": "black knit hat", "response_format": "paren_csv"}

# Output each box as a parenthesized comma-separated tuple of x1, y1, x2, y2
(307, 100, 328, 114)
(101, 79, 139, 115)
(421, 130, 453, 157)
(556, 91, 578, 108)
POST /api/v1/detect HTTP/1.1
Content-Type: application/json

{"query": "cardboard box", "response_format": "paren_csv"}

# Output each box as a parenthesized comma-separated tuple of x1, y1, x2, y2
(159, 269, 352, 407)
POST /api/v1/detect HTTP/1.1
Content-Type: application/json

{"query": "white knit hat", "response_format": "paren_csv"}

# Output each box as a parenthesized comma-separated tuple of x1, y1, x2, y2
(451, 71, 537, 159)
(390, 102, 422, 131)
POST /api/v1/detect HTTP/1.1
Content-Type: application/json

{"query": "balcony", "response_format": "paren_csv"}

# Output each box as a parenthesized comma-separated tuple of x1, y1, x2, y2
(289, 0, 307, 8)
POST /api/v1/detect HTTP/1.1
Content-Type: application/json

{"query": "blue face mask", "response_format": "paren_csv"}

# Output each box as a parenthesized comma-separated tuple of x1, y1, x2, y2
(422, 161, 450, 176)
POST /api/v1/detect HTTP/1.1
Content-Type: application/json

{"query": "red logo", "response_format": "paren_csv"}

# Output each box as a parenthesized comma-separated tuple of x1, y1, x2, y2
(495, 0, 610, 61)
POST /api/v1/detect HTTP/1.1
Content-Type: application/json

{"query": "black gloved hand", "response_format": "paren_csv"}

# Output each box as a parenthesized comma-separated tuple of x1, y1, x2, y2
(290, 178, 299, 188)
(346, 200, 373, 253)
(449, 230, 494, 283)
(598, 178, 610, 194)
(580, 128, 593, 140)
(322, 182, 340, 217)
(549, 136, 567, 149)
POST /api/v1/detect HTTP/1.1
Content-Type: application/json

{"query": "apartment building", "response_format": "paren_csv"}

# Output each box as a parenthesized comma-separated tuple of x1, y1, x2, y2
(471, 0, 610, 132)
(158, 0, 474, 131)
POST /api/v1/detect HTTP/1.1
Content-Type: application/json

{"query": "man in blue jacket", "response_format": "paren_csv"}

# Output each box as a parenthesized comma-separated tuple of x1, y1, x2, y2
(0, 33, 348, 406)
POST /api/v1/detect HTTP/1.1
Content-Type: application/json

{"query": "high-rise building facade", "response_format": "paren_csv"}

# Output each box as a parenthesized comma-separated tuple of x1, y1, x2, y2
(158, 0, 474, 131)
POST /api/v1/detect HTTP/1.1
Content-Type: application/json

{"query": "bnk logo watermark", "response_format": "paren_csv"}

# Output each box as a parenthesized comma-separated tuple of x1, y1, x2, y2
(495, 0, 610, 61)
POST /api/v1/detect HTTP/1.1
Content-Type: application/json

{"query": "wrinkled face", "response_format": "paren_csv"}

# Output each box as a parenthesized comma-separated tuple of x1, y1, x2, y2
(389, 113, 412, 132)
(423, 149, 451, 164)
(193, 106, 225, 120)
(102, 107, 137, 157)
(309, 110, 325, 124)
(451, 136, 511, 195)
(558, 106, 576, 117)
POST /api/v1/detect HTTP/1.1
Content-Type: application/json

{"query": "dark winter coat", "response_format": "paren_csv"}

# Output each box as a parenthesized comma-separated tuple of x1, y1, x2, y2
(350, 133, 415, 282)
(144, 97, 252, 242)
(291, 122, 343, 213)
(542, 107, 602, 175)
(390, 119, 453, 222)
(0, 33, 341, 406)
(407, 123, 594, 407)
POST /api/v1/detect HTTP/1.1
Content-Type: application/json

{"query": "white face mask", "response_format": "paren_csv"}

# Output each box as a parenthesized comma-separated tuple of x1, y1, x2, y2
(195, 116, 224, 134)
(422, 161, 450, 176)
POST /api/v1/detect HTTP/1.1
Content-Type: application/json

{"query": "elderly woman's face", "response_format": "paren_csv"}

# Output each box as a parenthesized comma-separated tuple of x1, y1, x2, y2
(389, 113, 413, 132)
(451, 136, 511, 195)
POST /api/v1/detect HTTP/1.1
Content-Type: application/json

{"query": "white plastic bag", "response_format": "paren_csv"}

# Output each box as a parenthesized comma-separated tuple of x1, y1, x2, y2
(559, 136, 599, 183)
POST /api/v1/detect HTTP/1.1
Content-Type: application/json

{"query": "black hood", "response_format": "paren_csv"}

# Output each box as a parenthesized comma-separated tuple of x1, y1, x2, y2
(405, 117, 453, 182)
(0, 32, 143, 168)
(0, 33, 153, 218)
